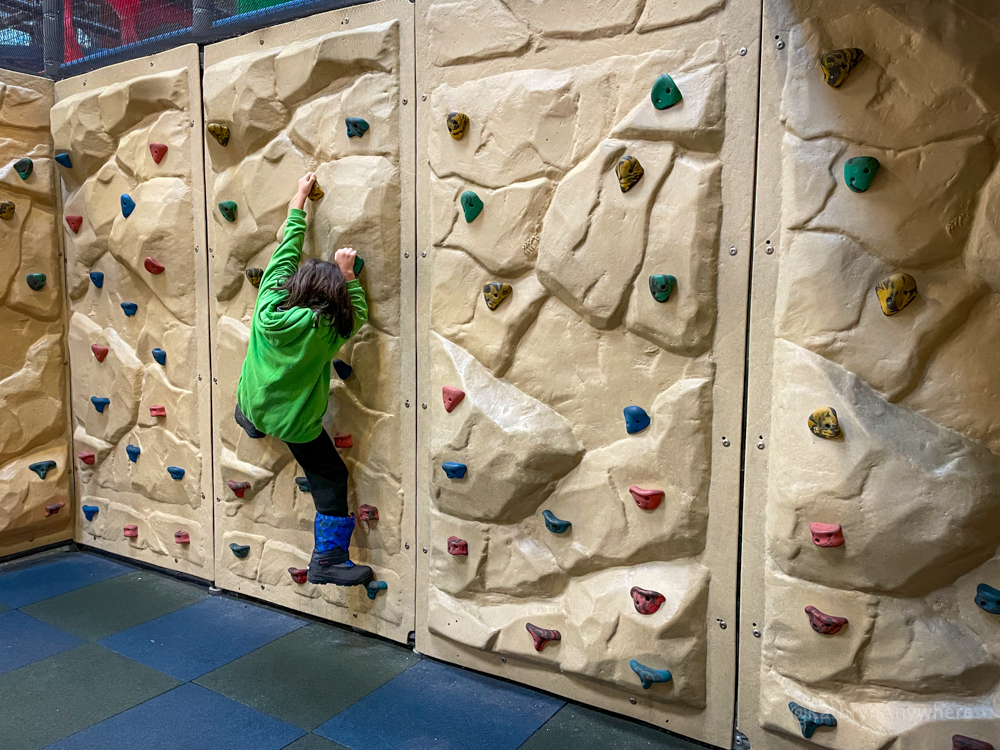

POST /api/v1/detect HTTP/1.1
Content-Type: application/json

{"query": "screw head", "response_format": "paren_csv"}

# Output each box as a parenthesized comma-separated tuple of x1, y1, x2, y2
(777, 40, 785, 49)
(757, 441, 765, 450)
(421, 94, 427, 101)
(421, 403, 427, 409)
(405, 400, 411, 408)
(403, 98, 408, 105)
(765, 246, 774, 254)
(404, 252, 409, 258)
(405, 542, 410, 549)
(720, 620, 728, 629)
(753, 629, 761, 638)
(630, 698, 637, 705)
(501, 657, 507, 663)
(739, 47, 747, 56)
(722, 438, 731, 447)
(422, 547, 428, 554)
(729, 246, 738, 256)
(421, 251, 427, 257)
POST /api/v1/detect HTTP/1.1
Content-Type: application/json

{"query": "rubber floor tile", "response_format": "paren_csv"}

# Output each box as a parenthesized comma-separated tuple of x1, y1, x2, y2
(0, 610, 83, 675)
(196, 623, 420, 730)
(98, 595, 307, 681)
(315, 660, 564, 750)
(0, 643, 180, 750)
(22, 570, 207, 641)
(283, 734, 351, 750)
(46, 683, 304, 750)
(0, 553, 132, 608)
(519, 703, 704, 750)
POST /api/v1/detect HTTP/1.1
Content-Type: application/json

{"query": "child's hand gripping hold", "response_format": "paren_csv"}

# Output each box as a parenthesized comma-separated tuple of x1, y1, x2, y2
(292, 172, 317, 211)
(335, 248, 357, 282)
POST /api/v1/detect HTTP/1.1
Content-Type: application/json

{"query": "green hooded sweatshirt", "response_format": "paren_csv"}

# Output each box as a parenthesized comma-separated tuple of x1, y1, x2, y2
(236, 208, 368, 443)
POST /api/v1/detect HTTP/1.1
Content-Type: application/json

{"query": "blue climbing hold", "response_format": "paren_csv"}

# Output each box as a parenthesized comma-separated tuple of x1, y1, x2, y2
(629, 659, 672, 689)
(28, 460, 57, 479)
(442, 462, 467, 479)
(121, 302, 138, 316)
(82, 505, 99, 521)
(295, 476, 310, 493)
(152, 348, 166, 366)
(624, 405, 650, 434)
(230, 543, 250, 559)
(333, 359, 353, 380)
(126, 444, 141, 462)
(120, 194, 136, 218)
(345, 117, 370, 138)
(91, 396, 110, 413)
(89, 271, 105, 288)
(542, 510, 571, 534)
(366, 580, 387, 600)
(975, 583, 1000, 615)
(789, 702, 837, 739)
(54, 152, 72, 168)
(167, 466, 185, 480)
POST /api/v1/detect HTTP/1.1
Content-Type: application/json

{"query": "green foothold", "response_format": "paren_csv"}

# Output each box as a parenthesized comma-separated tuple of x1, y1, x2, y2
(13, 158, 33, 180)
(651, 74, 682, 110)
(218, 201, 238, 222)
(353, 255, 364, 276)
(461, 191, 483, 223)
(648, 274, 676, 303)
(845, 156, 879, 193)
(25, 273, 46, 291)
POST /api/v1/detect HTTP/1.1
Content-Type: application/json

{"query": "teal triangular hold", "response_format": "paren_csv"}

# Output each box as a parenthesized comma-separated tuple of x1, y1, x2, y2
(844, 156, 880, 193)
(542, 510, 571, 534)
(28, 460, 57, 479)
(13, 157, 33, 180)
(651, 74, 682, 110)
(366, 581, 387, 600)
(230, 543, 250, 559)
(295, 476, 310, 493)
(460, 191, 483, 223)
(218, 201, 237, 222)
(353, 255, 364, 276)
(345, 117, 370, 138)
(25, 273, 46, 291)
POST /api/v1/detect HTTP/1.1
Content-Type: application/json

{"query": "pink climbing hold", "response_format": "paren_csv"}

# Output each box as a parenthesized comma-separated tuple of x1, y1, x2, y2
(91, 344, 109, 362)
(288, 567, 308, 584)
(77, 451, 96, 465)
(65, 214, 83, 233)
(357, 504, 378, 532)
(630, 586, 666, 615)
(227, 480, 251, 498)
(144, 257, 165, 275)
(442, 386, 465, 413)
(149, 142, 168, 164)
(447, 536, 468, 556)
(174, 530, 190, 544)
(123, 524, 138, 538)
(150, 405, 166, 417)
(809, 522, 844, 548)
(628, 486, 664, 511)
(525, 623, 561, 652)
(334, 433, 353, 449)
(805, 605, 849, 635)
(44, 502, 65, 517)
(953, 736, 995, 750)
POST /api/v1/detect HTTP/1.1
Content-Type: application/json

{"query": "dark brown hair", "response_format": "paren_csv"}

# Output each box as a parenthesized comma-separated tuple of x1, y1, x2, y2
(275, 259, 355, 339)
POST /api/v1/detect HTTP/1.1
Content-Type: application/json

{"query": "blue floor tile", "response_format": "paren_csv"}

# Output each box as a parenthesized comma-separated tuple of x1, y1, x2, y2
(47, 682, 305, 750)
(315, 660, 564, 750)
(0, 554, 132, 609)
(0, 610, 83, 675)
(97, 595, 307, 681)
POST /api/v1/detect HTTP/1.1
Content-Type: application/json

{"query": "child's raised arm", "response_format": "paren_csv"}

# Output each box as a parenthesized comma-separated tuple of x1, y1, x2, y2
(259, 172, 315, 291)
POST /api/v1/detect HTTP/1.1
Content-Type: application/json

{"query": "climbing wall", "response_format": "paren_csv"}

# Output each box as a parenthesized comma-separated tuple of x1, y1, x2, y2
(52, 46, 214, 580)
(739, 2, 1000, 748)
(414, 1, 761, 744)
(203, 0, 416, 643)
(0, 71, 74, 557)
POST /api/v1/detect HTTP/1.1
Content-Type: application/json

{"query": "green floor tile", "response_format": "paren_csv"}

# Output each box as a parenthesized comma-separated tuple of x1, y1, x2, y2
(195, 622, 421, 730)
(20, 570, 207, 641)
(282, 734, 351, 750)
(519, 704, 704, 750)
(0, 643, 181, 750)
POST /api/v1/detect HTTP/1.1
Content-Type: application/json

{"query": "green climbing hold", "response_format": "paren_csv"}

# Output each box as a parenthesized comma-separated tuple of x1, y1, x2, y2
(13, 157, 32, 180)
(353, 255, 364, 277)
(25, 273, 46, 291)
(219, 201, 237, 222)
(651, 74, 682, 110)
(648, 274, 676, 303)
(461, 191, 483, 223)
(844, 156, 880, 193)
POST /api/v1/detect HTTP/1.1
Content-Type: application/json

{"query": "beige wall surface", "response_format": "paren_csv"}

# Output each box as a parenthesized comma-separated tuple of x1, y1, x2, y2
(0, 71, 73, 557)
(414, 0, 761, 745)
(53, 46, 214, 580)
(740, 1, 1000, 748)
(202, 0, 416, 643)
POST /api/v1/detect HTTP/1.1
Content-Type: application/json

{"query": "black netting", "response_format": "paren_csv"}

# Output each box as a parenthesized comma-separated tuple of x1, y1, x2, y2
(0, 0, 45, 75)
(64, 0, 193, 66)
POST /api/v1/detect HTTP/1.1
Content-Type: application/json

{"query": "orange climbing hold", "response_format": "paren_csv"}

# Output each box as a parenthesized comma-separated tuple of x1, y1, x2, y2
(44, 502, 65, 517)
(149, 142, 168, 164)
(77, 451, 96, 465)
(174, 530, 190, 544)
(227, 480, 251, 498)
(91, 344, 109, 362)
(150, 405, 166, 417)
(65, 215, 83, 233)
(123, 524, 139, 538)
(144, 257, 165, 275)
(442, 386, 465, 413)
(334, 433, 353, 449)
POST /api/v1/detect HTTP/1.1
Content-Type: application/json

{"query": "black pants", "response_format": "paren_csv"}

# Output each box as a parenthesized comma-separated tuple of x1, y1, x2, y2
(234, 405, 348, 517)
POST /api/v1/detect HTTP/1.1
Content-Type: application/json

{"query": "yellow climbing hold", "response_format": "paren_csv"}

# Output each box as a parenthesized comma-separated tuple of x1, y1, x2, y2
(808, 407, 842, 440)
(207, 122, 231, 146)
(820, 48, 864, 88)
(483, 282, 512, 311)
(875, 273, 918, 316)
(616, 156, 644, 193)
(307, 181, 324, 201)
(447, 112, 469, 140)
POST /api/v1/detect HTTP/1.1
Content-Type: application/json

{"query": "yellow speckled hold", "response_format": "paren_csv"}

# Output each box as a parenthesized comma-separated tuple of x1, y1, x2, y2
(808, 407, 842, 439)
(616, 155, 644, 193)
(207, 122, 231, 146)
(307, 181, 324, 201)
(875, 273, 917, 316)
(447, 112, 469, 140)
(820, 48, 864, 88)
(483, 282, 512, 311)
(0, 201, 14, 220)
(245, 267, 263, 289)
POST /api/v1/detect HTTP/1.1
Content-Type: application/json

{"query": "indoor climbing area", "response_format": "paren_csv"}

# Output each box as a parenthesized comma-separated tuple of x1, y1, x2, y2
(0, 1, 998, 749)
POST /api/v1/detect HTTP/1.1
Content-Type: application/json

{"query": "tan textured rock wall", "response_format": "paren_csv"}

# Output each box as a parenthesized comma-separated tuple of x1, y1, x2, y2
(415, 0, 761, 745)
(203, 1, 416, 643)
(52, 47, 214, 579)
(0, 71, 73, 556)
(741, 2, 1000, 748)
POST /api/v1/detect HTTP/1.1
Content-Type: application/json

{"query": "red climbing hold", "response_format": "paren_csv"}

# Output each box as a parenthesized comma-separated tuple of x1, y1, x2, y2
(227, 480, 251, 498)
(447, 536, 468, 555)
(91, 344, 109, 362)
(809, 522, 844, 548)
(44, 502, 65, 517)
(525, 623, 561, 652)
(805, 605, 848, 635)
(66, 214, 83, 233)
(174, 530, 190, 544)
(334, 433, 353, 449)
(144, 257, 165, 275)
(150, 405, 166, 417)
(149, 142, 168, 164)
(358, 504, 379, 522)
(77, 451, 96, 465)
(953, 735, 995, 750)
(630, 586, 667, 615)
(288, 567, 308, 584)
(442, 386, 465, 413)
(628, 486, 664, 511)
(123, 524, 139, 538)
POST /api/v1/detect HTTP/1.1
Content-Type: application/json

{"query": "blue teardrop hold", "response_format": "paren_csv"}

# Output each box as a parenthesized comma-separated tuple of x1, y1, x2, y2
(230, 543, 251, 559)
(624, 405, 650, 434)
(295, 476, 310, 493)
(975, 583, 1000, 615)
(345, 117, 370, 138)
(789, 702, 837, 739)
(333, 359, 353, 380)
(82, 505, 100, 521)
(55, 152, 72, 168)
(121, 302, 138, 316)
(442, 462, 467, 479)
(629, 659, 672, 689)
(91, 396, 110, 413)
(120, 193, 136, 218)
(126, 444, 141, 462)
(28, 460, 57, 479)
(89, 271, 104, 288)
(366, 580, 388, 600)
(542, 510, 571, 534)
(167, 466, 185, 480)
(152, 348, 166, 366)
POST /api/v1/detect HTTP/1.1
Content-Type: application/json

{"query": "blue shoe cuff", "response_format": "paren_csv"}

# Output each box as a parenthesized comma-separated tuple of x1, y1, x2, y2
(314, 513, 356, 554)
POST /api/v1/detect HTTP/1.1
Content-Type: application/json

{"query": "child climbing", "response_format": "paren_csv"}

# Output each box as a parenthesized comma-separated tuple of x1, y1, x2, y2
(234, 171, 372, 587)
